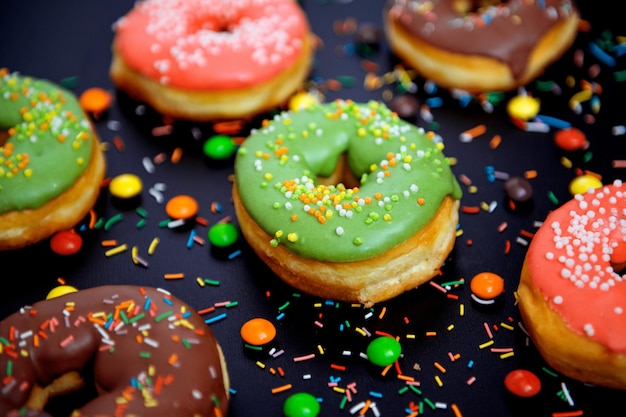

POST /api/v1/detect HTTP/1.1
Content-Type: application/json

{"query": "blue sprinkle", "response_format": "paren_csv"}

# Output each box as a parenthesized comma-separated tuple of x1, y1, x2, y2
(588, 42, 616, 67)
(186, 229, 196, 249)
(467, 360, 474, 368)
(144, 297, 152, 311)
(369, 391, 383, 398)
(425, 96, 443, 108)
(614, 43, 626, 57)
(276, 312, 285, 320)
(228, 249, 241, 260)
(163, 297, 173, 306)
(204, 313, 227, 324)
(534, 114, 571, 129)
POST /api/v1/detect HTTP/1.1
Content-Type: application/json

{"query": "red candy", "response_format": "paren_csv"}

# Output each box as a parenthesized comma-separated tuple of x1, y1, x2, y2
(50, 230, 83, 255)
(554, 127, 587, 151)
(504, 369, 541, 397)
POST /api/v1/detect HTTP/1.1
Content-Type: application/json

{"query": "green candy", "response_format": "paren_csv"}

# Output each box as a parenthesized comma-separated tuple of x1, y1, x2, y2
(366, 336, 402, 367)
(203, 134, 236, 160)
(208, 223, 238, 247)
(283, 392, 320, 417)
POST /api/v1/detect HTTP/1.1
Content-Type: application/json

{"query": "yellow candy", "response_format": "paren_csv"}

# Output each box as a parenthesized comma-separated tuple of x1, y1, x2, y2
(569, 175, 603, 196)
(46, 285, 78, 300)
(109, 173, 143, 199)
(507, 95, 540, 121)
(288, 91, 320, 111)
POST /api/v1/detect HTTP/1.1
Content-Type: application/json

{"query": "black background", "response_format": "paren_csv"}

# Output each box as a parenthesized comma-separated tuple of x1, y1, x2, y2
(1, 1, 625, 416)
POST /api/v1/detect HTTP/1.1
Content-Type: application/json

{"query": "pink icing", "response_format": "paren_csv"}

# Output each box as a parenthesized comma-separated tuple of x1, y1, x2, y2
(113, 0, 309, 90)
(525, 180, 626, 352)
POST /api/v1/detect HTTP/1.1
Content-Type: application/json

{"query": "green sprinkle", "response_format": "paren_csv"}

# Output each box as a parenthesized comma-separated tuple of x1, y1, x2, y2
(542, 367, 559, 377)
(398, 386, 409, 395)
(158, 219, 171, 228)
(6, 360, 12, 376)
(547, 191, 559, 205)
(408, 384, 422, 396)
(182, 339, 191, 349)
(139, 352, 151, 358)
(119, 310, 129, 324)
(225, 301, 238, 308)
(129, 312, 145, 323)
(278, 301, 290, 311)
(424, 397, 436, 410)
(104, 213, 123, 231)
(95, 217, 106, 229)
(136, 218, 147, 229)
(136, 207, 148, 218)
(155, 311, 174, 322)
(204, 279, 220, 286)
(244, 343, 263, 351)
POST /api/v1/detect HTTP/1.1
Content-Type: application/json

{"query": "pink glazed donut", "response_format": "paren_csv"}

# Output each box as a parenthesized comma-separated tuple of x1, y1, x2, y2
(518, 180, 626, 389)
(109, 0, 315, 121)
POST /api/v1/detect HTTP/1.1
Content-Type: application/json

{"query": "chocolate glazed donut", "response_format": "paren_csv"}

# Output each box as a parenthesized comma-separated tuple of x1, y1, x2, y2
(0, 285, 229, 417)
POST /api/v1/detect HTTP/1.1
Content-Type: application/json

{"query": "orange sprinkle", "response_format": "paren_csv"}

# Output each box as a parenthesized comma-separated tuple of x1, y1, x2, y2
(164, 273, 184, 280)
(113, 136, 125, 152)
(271, 383, 293, 394)
(171, 147, 183, 164)
(213, 119, 245, 134)
(461, 206, 480, 214)
(489, 134, 502, 149)
(101, 239, 118, 247)
(519, 229, 535, 239)
(417, 197, 425, 205)
(504, 240, 511, 255)
(330, 363, 346, 371)
(524, 170, 538, 179)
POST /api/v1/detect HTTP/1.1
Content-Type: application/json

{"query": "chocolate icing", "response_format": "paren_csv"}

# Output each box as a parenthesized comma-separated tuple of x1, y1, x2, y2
(386, 0, 578, 79)
(0, 285, 229, 417)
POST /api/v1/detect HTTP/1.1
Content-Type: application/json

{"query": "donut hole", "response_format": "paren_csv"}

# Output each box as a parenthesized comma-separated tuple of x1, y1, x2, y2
(26, 368, 99, 415)
(453, 0, 504, 14)
(316, 153, 362, 190)
(190, 14, 237, 34)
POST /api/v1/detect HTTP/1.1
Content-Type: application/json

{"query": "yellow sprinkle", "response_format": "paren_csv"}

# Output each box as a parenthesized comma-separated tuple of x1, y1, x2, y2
(332, 386, 346, 394)
(287, 232, 298, 242)
(406, 334, 416, 339)
(478, 340, 495, 349)
(105, 244, 128, 257)
(256, 361, 266, 369)
(148, 237, 160, 255)
(455, 229, 464, 237)
(500, 352, 515, 359)
(500, 322, 515, 331)
(560, 156, 573, 168)
(317, 345, 325, 354)
(355, 327, 367, 336)
(435, 375, 443, 387)
(196, 277, 205, 287)
(131, 246, 139, 264)
(459, 303, 465, 317)
(447, 324, 455, 331)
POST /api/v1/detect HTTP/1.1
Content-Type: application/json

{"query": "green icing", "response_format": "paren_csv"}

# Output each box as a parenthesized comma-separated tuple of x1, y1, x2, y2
(235, 100, 462, 262)
(0, 70, 95, 213)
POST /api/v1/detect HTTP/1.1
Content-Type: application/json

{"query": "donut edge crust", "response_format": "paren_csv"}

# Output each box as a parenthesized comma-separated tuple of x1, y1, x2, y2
(383, 9, 580, 93)
(0, 134, 106, 251)
(109, 33, 316, 121)
(517, 259, 626, 390)
(233, 185, 460, 307)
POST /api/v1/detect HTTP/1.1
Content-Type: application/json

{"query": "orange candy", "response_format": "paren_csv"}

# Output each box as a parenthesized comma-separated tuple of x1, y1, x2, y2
(240, 317, 277, 345)
(165, 195, 199, 220)
(79, 87, 112, 114)
(470, 272, 505, 300)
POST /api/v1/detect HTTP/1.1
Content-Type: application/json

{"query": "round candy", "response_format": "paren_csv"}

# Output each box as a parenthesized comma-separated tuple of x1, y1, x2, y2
(568, 174, 603, 196)
(165, 195, 199, 220)
(366, 336, 402, 367)
(240, 317, 277, 345)
(78, 87, 112, 115)
(208, 222, 239, 247)
(389, 94, 419, 119)
(46, 285, 78, 300)
(504, 369, 541, 397)
(506, 94, 540, 121)
(554, 127, 587, 151)
(503, 176, 533, 203)
(109, 173, 143, 199)
(289, 91, 321, 111)
(470, 272, 505, 300)
(283, 392, 320, 417)
(50, 230, 83, 255)
(203, 135, 236, 160)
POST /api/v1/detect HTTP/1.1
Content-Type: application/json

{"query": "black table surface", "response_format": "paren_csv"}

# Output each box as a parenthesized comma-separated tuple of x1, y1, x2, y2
(1, 1, 625, 416)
